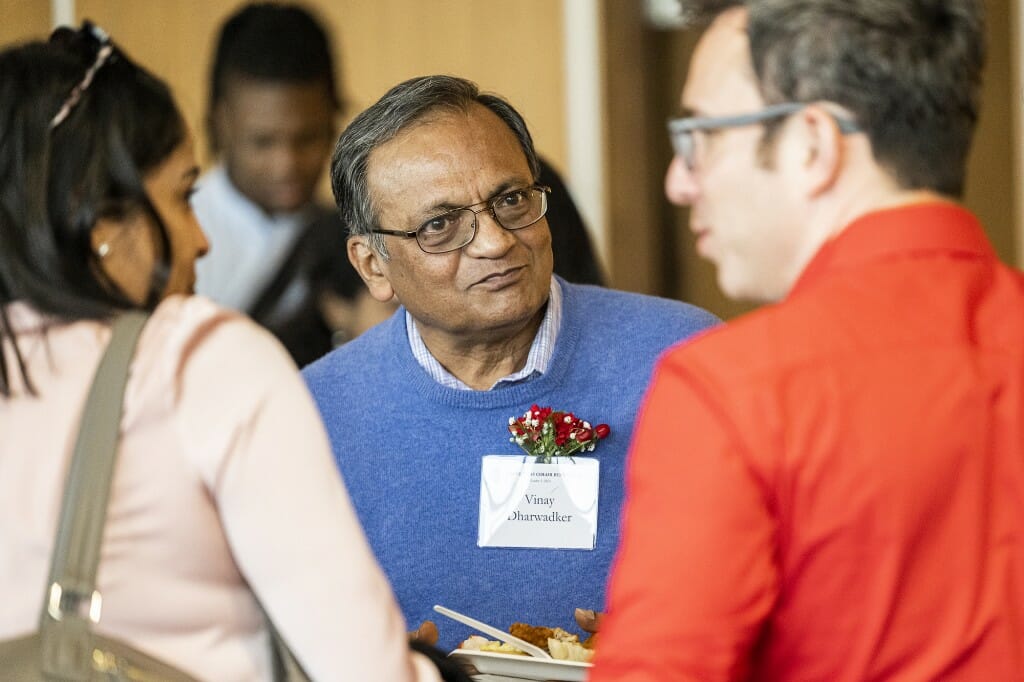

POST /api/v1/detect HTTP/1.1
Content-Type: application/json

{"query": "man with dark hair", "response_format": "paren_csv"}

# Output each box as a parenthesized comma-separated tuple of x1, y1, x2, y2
(592, 1, 1024, 680)
(303, 75, 718, 651)
(193, 2, 379, 366)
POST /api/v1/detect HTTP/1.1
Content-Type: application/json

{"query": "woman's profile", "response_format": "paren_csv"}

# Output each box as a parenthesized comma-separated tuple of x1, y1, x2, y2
(0, 23, 448, 681)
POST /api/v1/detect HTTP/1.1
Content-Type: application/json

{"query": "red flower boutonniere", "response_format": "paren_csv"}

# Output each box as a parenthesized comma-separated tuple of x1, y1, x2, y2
(508, 404, 611, 464)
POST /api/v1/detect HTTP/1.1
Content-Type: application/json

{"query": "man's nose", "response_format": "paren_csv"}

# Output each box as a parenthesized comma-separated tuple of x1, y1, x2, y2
(665, 155, 699, 206)
(464, 209, 516, 257)
(269, 143, 301, 176)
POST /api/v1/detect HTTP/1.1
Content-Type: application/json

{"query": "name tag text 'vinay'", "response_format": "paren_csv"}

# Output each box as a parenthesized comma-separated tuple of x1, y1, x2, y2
(478, 455, 599, 550)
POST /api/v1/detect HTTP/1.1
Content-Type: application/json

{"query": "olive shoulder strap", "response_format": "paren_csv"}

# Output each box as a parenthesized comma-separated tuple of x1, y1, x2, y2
(39, 311, 151, 679)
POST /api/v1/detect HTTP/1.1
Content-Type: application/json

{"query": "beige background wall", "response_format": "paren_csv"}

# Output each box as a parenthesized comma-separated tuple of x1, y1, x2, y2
(72, 0, 568, 181)
(0, 0, 50, 45)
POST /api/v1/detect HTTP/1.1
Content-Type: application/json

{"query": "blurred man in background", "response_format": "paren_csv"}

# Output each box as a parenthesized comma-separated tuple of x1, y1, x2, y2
(193, 1, 386, 366)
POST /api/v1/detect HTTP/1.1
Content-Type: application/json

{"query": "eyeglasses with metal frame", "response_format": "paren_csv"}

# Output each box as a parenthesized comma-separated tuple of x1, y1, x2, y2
(667, 102, 861, 171)
(370, 184, 552, 254)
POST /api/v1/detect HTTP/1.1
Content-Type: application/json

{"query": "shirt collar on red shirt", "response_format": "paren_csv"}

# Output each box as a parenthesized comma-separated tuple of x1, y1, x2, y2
(790, 201, 996, 298)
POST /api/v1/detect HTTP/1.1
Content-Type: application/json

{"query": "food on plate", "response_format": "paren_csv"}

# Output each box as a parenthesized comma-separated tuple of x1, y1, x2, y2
(460, 635, 528, 656)
(458, 620, 597, 662)
(509, 622, 574, 649)
(548, 638, 593, 662)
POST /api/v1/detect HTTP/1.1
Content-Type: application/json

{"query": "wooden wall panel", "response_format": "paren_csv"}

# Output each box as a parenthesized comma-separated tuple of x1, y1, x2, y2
(964, 0, 1016, 264)
(75, 0, 566, 177)
(602, 0, 662, 294)
(0, 0, 51, 47)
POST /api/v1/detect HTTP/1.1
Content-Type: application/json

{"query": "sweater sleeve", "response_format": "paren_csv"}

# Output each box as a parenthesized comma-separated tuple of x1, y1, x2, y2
(174, 310, 440, 682)
(589, 352, 778, 682)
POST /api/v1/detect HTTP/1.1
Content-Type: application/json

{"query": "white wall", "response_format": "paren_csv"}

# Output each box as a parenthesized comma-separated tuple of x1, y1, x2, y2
(563, 0, 608, 271)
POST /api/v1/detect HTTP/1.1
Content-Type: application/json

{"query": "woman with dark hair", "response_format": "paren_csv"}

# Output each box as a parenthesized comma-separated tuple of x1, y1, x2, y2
(0, 24, 449, 682)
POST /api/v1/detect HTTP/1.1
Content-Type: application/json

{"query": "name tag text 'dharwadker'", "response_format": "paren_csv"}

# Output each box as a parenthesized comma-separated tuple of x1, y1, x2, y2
(478, 455, 599, 550)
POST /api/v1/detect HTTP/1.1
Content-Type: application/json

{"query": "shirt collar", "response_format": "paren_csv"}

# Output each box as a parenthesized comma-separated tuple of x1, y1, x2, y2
(790, 201, 995, 298)
(406, 277, 562, 391)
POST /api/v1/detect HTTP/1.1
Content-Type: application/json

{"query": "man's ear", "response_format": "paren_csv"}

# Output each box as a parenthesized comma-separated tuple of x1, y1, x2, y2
(797, 104, 845, 198)
(348, 237, 396, 303)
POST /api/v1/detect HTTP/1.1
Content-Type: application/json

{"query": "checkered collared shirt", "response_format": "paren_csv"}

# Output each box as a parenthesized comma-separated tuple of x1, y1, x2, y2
(406, 277, 562, 391)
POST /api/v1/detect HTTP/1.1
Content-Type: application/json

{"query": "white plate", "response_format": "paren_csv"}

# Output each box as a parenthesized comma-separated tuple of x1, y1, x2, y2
(450, 649, 592, 681)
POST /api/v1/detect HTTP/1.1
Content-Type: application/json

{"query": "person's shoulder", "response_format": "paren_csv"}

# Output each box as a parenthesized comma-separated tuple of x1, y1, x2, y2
(147, 293, 246, 334)
(143, 294, 291, 372)
(555, 282, 719, 376)
(658, 298, 810, 385)
(563, 280, 720, 331)
(128, 295, 298, 408)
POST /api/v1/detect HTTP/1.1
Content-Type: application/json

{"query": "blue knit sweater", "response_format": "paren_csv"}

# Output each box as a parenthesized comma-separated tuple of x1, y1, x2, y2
(303, 279, 718, 651)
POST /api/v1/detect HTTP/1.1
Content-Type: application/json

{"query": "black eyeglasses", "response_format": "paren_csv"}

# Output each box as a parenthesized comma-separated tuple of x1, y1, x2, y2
(50, 22, 116, 130)
(667, 102, 861, 171)
(371, 184, 551, 254)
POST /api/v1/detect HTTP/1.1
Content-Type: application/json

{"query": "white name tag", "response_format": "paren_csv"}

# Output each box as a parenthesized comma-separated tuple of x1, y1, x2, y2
(478, 455, 599, 550)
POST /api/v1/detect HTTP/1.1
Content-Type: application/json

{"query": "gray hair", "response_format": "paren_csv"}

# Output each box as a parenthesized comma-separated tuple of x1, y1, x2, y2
(683, 0, 985, 197)
(330, 75, 541, 258)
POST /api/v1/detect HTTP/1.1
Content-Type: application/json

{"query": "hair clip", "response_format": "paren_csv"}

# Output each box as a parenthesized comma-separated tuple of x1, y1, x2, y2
(50, 24, 115, 130)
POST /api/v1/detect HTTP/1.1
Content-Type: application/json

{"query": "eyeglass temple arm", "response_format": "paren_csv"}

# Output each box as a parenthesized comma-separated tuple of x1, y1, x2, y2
(370, 228, 419, 238)
(668, 102, 860, 134)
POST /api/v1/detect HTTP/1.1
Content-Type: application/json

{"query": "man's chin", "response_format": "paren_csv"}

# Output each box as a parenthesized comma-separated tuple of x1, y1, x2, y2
(717, 269, 754, 302)
(265, 197, 312, 214)
(251, 187, 315, 214)
(717, 272, 779, 304)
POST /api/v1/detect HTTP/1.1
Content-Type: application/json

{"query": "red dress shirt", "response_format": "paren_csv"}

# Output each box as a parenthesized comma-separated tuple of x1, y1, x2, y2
(592, 203, 1024, 681)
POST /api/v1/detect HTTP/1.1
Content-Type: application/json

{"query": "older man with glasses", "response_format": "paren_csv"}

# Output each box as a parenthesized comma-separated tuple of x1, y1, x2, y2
(303, 75, 717, 652)
(591, 1, 1024, 680)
